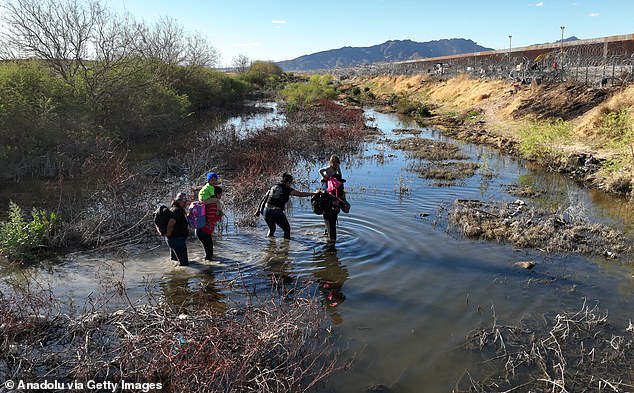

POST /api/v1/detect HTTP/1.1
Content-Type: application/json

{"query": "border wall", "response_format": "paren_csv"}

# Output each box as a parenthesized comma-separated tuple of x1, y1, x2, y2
(331, 33, 634, 87)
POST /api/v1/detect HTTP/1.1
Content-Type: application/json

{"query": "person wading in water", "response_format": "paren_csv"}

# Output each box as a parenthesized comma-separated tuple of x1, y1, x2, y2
(263, 173, 319, 240)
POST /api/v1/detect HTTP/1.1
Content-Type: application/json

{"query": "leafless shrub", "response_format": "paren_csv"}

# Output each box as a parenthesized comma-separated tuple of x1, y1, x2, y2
(457, 301, 634, 392)
(218, 101, 370, 226)
(0, 276, 346, 393)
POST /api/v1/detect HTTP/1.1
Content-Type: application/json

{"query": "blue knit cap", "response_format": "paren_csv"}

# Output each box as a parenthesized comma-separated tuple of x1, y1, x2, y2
(206, 172, 218, 182)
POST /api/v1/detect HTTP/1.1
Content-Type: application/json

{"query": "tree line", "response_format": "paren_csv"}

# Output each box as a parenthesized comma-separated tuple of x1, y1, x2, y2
(0, 0, 286, 181)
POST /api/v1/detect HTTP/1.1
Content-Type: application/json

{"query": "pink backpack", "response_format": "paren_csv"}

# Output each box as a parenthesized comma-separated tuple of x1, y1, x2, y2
(187, 201, 206, 229)
(327, 178, 340, 197)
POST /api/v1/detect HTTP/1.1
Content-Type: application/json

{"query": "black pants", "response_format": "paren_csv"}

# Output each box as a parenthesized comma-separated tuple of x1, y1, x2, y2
(166, 236, 189, 266)
(264, 207, 291, 239)
(323, 212, 338, 241)
(195, 229, 214, 260)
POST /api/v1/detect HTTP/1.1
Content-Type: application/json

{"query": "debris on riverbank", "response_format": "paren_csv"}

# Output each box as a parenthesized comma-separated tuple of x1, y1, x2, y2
(457, 302, 634, 392)
(448, 199, 629, 258)
(0, 281, 342, 393)
(411, 162, 479, 184)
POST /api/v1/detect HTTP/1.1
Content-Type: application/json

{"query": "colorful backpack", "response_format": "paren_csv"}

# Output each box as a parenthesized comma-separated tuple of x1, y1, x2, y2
(187, 201, 206, 229)
(326, 178, 351, 214)
(327, 177, 341, 196)
(153, 205, 171, 236)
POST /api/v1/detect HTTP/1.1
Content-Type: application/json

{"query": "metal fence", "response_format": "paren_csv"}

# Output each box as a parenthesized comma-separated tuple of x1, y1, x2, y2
(328, 42, 634, 87)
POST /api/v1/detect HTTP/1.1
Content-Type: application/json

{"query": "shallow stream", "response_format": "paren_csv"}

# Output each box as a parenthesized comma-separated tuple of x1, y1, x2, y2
(4, 104, 634, 392)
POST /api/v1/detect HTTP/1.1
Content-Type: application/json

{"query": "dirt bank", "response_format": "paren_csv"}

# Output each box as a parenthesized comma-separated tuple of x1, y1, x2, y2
(342, 74, 634, 197)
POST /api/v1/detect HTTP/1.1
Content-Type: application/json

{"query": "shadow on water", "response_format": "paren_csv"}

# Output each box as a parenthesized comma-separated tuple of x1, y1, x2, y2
(3, 104, 634, 392)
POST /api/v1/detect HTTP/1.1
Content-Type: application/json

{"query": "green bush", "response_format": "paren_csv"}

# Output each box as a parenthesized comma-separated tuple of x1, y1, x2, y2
(519, 119, 572, 161)
(242, 60, 284, 88)
(172, 67, 250, 110)
(0, 61, 78, 178)
(0, 201, 57, 262)
(0, 61, 62, 144)
(599, 108, 633, 145)
(280, 74, 337, 107)
(394, 97, 419, 115)
(0, 58, 252, 180)
(415, 104, 433, 118)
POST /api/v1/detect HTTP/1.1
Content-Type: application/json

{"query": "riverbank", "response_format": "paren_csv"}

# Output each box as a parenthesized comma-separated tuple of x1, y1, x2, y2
(340, 74, 634, 198)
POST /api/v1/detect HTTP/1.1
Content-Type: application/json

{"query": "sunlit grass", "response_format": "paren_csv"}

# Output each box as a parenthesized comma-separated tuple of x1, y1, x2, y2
(518, 119, 572, 161)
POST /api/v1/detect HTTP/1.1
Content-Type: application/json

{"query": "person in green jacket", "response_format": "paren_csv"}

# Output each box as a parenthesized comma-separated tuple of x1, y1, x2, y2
(199, 171, 219, 204)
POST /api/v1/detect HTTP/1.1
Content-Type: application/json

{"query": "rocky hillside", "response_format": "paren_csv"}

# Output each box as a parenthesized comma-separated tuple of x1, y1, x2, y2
(277, 38, 492, 72)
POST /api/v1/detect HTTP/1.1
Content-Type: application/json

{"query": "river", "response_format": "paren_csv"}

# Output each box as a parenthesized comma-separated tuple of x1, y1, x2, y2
(3, 104, 634, 392)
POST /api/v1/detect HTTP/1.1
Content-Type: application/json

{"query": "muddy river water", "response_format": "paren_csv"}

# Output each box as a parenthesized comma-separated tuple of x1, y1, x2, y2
(5, 104, 634, 392)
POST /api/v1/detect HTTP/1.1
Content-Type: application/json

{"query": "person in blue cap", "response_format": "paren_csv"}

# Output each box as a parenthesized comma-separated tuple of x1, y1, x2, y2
(199, 171, 219, 205)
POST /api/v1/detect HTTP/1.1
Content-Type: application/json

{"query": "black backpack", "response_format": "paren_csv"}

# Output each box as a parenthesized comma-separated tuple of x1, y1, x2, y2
(311, 192, 323, 215)
(153, 205, 171, 236)
(319, 192, 341, 215)
(254, 190, 270, 217)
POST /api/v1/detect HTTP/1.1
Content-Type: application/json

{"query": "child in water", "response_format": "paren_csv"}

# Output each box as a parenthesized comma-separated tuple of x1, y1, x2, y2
(319, 155, 349, 212)
(319, 155, 344, 193)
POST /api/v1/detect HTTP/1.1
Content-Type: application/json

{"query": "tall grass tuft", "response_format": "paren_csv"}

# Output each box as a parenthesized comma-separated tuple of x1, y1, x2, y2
(518, 119, 572, 162)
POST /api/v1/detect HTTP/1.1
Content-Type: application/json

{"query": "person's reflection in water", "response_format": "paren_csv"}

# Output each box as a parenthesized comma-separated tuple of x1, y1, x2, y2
(262, 238, 293, 287)
(312, 244, 348, 325)
(161, 270, 224, 310)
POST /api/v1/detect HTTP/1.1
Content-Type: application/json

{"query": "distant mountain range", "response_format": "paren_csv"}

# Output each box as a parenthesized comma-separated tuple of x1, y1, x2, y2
(555, 36, 580, 43)
(277, 38, 494, 72)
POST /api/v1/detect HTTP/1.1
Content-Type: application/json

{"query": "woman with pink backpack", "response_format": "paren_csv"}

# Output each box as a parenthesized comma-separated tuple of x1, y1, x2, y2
(319, 155, 350, 242)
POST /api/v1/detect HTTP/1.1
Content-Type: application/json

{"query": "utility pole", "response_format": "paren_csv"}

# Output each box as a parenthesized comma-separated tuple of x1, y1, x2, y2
(508, 35, 512, 60)
(560, 26, 565, 53)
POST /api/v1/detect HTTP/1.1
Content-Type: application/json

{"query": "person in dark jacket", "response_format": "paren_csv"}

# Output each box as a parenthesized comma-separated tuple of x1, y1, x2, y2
(263, 173, 318, 240)
(166, 192, 190, 266)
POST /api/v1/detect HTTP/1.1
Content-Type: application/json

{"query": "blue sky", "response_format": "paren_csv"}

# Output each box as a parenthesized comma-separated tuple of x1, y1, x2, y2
(102, 0, 633, 67)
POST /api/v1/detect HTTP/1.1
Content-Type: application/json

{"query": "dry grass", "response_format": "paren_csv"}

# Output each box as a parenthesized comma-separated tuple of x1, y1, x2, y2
(0, 277, 345, 393)
(575, 84, 634, 140)
(448, 199, 629, 257)
(388, 137, 467, 161)
(411, 162, 479, 182)
(362, 75, 427, 98)
(354, 75, 634, 199)
(457, 302, 634, 392)
(426, 74, 510, 109)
